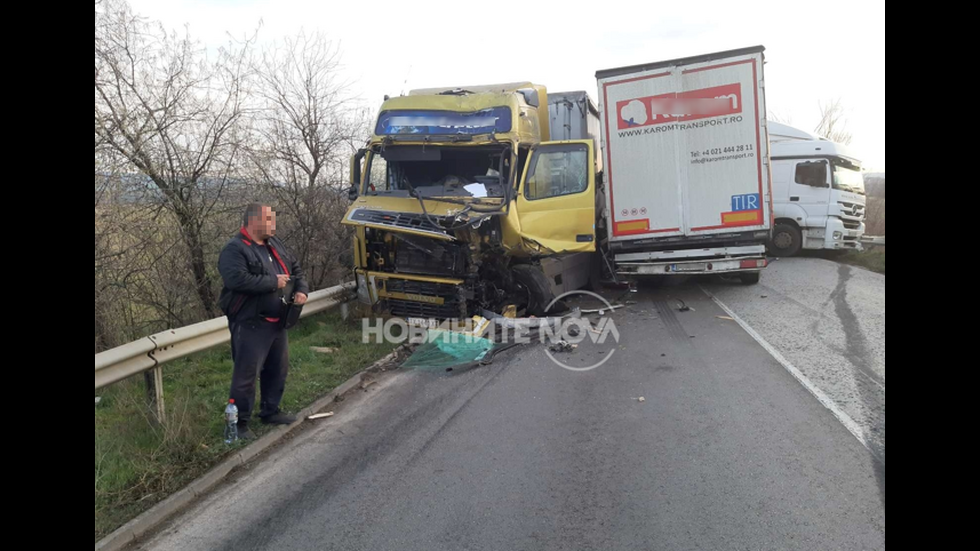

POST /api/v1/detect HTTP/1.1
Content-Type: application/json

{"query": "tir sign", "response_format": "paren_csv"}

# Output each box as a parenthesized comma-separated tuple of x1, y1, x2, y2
(731, 193, 760, 212)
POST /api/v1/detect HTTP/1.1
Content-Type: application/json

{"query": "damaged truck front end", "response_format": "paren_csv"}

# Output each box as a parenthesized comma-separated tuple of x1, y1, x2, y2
(344, 84, 597, 320)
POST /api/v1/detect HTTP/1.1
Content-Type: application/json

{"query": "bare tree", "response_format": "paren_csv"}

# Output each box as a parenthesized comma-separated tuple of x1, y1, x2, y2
(814, 98, 853, 145)
(246, 31, 372, 288)
(767, 109, 793, 125)
(95, 0, 254, 317)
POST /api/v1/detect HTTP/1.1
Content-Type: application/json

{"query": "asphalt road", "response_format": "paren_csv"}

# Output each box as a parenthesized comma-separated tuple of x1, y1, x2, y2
(137, 257, 885, 551)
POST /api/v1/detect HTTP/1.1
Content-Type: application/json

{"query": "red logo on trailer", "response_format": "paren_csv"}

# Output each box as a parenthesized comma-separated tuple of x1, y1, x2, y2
(616, 83, 742, 130)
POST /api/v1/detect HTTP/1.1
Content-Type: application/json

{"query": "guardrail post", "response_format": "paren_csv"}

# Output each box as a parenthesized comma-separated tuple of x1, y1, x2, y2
(143, 367, 166, 424)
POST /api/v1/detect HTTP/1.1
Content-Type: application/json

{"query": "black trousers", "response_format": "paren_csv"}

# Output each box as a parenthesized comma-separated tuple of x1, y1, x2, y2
(229, 318, 289, 423)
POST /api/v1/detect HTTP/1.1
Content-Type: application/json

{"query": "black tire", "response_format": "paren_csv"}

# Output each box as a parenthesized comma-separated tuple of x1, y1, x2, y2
(770, 223, 802, 257)
(511, 264, 557, 316)
(739, 272, 761, 285)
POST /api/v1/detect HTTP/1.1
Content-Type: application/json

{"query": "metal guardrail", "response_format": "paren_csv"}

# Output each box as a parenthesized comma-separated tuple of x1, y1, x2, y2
(95, 282, 356, 399)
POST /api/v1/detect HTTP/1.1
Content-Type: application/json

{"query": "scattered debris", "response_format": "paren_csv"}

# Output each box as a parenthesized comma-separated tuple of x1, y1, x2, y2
(401, 329, 495, 370)
(677, 300, 694, 312)
(567, 325, 581, 337)
(632, 396, 646, 402)
(549, 340, 577, 353)
(462, 315, 491, 338)
(761, 295, 768, 299)
(360, 380, 378, 391)
(661, 353, 666, 357)
(581, 304, 625, 314)
(716, 316, 734, 321)
(95, 396, 101, 405)
(502, 304, 517, 319)
(310, 346, 338, 353)
(307, 412, 335, 420)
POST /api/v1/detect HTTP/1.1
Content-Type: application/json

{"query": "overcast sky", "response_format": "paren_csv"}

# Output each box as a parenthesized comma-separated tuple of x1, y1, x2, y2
(127, 0, 885, 171)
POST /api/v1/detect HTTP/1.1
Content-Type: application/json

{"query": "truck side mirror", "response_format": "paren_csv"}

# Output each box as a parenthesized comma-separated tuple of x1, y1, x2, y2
(349, 149, 367, 200)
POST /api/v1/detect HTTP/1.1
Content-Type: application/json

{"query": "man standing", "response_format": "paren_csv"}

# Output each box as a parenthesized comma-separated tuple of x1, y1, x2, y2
(218, 203, 309, 439)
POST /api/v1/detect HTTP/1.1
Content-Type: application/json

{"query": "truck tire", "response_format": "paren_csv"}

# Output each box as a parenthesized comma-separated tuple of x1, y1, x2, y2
(770, 223, 802, 257)
(512, 264, 557, 316)
(739, 271, 761, 285)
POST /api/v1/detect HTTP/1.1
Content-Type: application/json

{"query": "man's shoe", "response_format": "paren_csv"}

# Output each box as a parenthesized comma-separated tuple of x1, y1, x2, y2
(259, 411, 297, 425)
(237, 422, 255, 440)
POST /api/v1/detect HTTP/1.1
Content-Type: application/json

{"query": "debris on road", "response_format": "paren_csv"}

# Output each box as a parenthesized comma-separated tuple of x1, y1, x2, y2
(716, 316, 734, 321)
(310, 346, 338, 353)
(676, 300, 694, 312)
(581, 304, 625, 314)
(307, 412, 335, 420)
(549, 340, 577, 353)
(360, 380, 378, 391)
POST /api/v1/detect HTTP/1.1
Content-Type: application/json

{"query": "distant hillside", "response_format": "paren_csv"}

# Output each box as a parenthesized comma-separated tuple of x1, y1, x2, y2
(864, 172, 885, 198)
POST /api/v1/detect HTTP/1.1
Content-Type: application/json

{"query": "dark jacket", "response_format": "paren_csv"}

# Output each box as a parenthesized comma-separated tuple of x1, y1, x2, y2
(217, 228, 310, 322)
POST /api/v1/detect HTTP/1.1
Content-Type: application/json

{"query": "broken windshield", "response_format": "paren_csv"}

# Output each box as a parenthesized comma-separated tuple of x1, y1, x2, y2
(364, 145, 511, 198)
(375, 108, 512, 136)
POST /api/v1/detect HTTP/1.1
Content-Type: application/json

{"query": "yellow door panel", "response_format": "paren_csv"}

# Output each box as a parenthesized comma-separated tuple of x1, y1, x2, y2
(515, 140, 596, 254)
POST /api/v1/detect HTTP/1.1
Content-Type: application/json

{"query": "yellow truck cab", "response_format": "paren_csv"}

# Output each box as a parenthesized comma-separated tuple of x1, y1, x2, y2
(343, 83, 598, 319)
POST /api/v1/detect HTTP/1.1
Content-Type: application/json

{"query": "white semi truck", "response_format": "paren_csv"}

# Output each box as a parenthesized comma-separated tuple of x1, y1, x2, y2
(767, 121, 866, 256)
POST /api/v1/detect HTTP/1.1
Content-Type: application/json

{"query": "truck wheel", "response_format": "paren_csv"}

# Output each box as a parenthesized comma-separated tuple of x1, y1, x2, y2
(512, 264, 557, 316)
(739, 272, 761, 285)
(770, 223, 802, 257)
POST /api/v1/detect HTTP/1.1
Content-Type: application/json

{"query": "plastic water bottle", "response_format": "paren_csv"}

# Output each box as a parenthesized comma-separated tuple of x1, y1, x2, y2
(224, 399, 238, 444)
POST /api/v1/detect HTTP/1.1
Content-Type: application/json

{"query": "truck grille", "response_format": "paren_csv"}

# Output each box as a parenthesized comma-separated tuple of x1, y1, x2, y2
(838, 202, 864, 230)
(394, 234, 466, 277)
(349, 208, 447, 236)
(383, 279, 464, 320)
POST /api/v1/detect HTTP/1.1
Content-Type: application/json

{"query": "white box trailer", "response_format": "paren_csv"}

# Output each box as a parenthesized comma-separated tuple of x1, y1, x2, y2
(595, 46, 772, 283)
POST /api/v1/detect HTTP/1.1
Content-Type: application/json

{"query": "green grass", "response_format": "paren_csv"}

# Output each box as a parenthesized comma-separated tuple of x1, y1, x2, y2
(837, 248, 885, 274)
(94, 311, 393, 542)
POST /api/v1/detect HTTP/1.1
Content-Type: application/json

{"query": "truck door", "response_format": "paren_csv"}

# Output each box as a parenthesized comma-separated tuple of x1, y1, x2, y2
(515, 140, 596, 253)
(790, 159, 831, 227)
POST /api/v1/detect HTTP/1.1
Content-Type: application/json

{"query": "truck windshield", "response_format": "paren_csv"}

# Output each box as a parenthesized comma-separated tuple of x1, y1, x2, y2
(375, 108, 512, 136)
(832, 160, 865, 195)
(365, 145, 510, 198)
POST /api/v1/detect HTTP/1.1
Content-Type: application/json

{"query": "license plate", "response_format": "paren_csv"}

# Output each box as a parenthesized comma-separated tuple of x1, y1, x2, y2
(407, 317, 437, 328)
(671, 262, 706, 272)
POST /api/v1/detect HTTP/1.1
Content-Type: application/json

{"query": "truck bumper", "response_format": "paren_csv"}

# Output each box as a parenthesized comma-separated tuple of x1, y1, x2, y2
(614, 244, 768, 276)
(808, 218, 864, 251)
(355, 269, 467, 319)
(616, 256, 768, 275)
